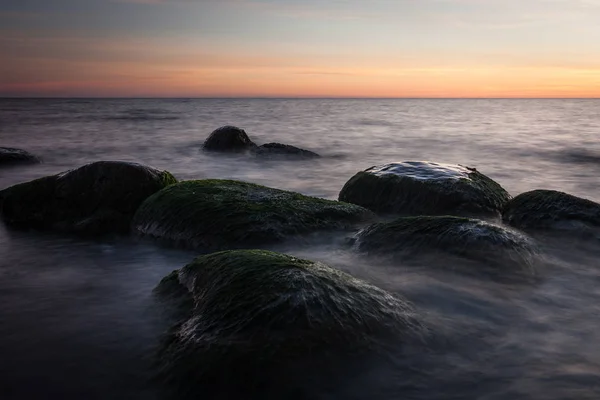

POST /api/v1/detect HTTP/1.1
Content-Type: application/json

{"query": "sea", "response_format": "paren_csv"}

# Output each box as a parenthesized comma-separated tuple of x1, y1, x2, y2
(1, 98, 600, 399)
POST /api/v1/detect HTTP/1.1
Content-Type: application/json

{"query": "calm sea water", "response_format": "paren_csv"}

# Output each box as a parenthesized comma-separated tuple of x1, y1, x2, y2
(1, 98, 600, 399)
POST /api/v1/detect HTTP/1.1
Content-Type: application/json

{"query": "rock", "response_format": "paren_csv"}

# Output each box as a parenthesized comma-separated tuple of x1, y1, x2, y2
(132, 179, 374, 250)
(502, 189, 600, 233)
(254, 142, 320, 159)
(0, 161, 177, 235)
(353, 216, 538, 273)
(202, 125, 256, 152)
(155, 249, 426, 398)
(0, 147, 40, 166)
(339, 161, 511, 217)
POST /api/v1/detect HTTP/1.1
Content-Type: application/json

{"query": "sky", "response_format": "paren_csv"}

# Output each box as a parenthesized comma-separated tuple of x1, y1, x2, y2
(1, 0, 600, 98)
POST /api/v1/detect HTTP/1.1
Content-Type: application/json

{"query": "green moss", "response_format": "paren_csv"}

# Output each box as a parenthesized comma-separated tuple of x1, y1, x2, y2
(159, 170, 178, 187)
(155, 249, 426, 397)
(0, 161, 178, 235)
(338, 165, 511, 217)
(133, 179, 375, 250)
(355, 215, 538, 272)
(502, 189, 600, 231)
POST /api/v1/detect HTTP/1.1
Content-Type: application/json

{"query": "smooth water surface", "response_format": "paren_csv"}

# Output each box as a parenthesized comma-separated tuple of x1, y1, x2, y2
(1, 98, 600, 399)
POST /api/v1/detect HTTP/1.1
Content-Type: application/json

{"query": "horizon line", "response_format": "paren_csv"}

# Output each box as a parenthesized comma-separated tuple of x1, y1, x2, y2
(2, 96, 600, 100)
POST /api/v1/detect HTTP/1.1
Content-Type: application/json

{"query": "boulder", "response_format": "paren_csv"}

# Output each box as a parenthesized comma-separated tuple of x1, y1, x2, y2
(502, 189, 600, 233)
(254, 142, 320, 159)
(132, 179, 374, 250)
(155, 249, 426, 398)
(0, 161, 177, 235)
(0, 147, 40, 166)
(339, 161, 511, 217)
(353, 216, 538, 273)
(202, 126, 256, 152)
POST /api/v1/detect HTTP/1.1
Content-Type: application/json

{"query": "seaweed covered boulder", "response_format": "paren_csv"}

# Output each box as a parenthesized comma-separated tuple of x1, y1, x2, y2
(132, 179, 374, 250)
(502, 189, 600, 234)
(254, 142, 320, 159)
(0, 161, 177, 235)
(0, 147, 40, 166)
(155, 250, 426, 399)
(202, 125, 256, 152)
(339, 161, 511, 217)
(353, 216, 538, 273)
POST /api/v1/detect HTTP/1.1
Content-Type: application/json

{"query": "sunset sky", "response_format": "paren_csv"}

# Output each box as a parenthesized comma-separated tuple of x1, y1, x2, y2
(2, 0, 600, 97)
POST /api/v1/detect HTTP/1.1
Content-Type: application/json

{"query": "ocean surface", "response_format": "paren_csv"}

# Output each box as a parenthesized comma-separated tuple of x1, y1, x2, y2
(1, 98, 600, 399)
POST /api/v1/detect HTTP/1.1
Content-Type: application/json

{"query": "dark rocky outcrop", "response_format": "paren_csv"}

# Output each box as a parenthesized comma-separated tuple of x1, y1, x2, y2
(0, 161, 177, 235)
(353, 216, 538, 273)
(254, 142, 320, 159)
(155, 249, 427, 399)
(132, 179, 374, 250)
(202, 126, 257, 152)
(339, 161, 511, 217)
(0, 147, 40, 166)
(502, 189, 600, 234)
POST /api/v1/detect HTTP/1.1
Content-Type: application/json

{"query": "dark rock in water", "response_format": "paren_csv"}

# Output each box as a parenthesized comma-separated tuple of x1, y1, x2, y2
(202, 125, 256, 152)
(353, 216, 538, 273)
(0, 147, 40, 166)
(0, 161, 177, 235)
(502, 189, 600, 234)
(339, 161, 511, 217)
(155, 249, 426, 399)
(132, 179, 374, 250)
(254, 142, 320, 159)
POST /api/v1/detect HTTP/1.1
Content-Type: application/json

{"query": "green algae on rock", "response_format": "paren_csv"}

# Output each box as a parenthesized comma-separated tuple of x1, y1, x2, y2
(155, 249, 426, 398)
(502, 189, 600, 233)
(339, 161, 511, 217)
(353, 216, 538, 273)
(0, 161, 177, 235)
(0, 147, 40, 166)
(132, 179, 374, 250)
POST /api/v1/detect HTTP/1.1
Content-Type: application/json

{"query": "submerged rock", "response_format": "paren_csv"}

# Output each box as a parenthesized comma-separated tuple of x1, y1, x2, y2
(254, 142, 320, 159)
(155, 249, 426, 398)
(202, 125, 256, 152)
(502, 189, 600, 234)
(353, 216, 538, 273)
(132, 179, 374, 250)
(0, 161, 177, 235)
(0, 147, 40, 166)
(339, 161, 510, 217)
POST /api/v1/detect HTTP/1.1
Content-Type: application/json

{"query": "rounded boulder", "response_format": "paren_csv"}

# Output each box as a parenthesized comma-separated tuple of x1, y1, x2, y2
(0, 161, 177, 234)
(0, 147, 40, 166)
(254, 142, 320, 159)
(132, 179, 374, 250)
(339, 161, 511, 217)
(502, 189, 600, 234)
(202, 125, 256, 152)
(353, 216, 538, 273)
(155, 249, 426, 398)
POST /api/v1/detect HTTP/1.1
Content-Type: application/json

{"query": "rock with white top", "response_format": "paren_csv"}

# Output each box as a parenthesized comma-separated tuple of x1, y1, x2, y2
(338, 161, 511, 217)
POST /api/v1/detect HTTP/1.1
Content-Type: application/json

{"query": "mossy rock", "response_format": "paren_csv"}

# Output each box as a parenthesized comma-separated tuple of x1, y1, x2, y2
(132, 179, 374, 250)
(0, 147, 40, 166)
(155, 249, 426, 398)
(202, 125, 256, 152)
(502, 189, 600, 234)
(253, 142, 320, 159)
(0, 161, 177, 235)
(339, 161, 511, 217)
(353, 216, 538, 273)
